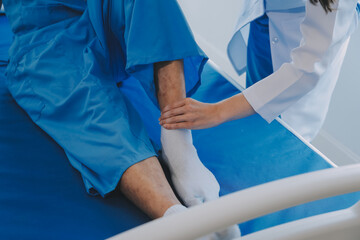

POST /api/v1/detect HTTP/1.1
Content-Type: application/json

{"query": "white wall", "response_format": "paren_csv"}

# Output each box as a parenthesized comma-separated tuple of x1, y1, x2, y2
(178, 0, 360, 166)
(312, 27, 360, 166)
(178, 0, 246, 85)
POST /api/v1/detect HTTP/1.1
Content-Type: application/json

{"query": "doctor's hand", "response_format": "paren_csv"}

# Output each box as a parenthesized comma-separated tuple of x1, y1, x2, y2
(159, 93, 256, 130)
(159, 98, 224, 130)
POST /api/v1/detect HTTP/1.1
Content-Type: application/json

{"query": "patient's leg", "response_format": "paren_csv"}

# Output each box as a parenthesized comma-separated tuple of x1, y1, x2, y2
(155, 60, 241, 239)
(155, 60, 220, 206)
(120, 156, 181, 219)
(120, 156, 240, 239)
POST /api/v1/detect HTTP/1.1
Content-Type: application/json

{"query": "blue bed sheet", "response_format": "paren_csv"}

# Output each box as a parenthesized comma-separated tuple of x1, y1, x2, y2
(193, 66, 360, 235)
(1, 15, 360, 239)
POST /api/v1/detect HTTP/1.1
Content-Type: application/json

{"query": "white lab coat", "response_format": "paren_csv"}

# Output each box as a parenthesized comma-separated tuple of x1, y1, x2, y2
(228, 0, 359, 141)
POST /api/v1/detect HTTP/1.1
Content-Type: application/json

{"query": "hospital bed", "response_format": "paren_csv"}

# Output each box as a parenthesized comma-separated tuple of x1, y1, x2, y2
(1, 15, 360, 240)
(108, 62, 360, 240)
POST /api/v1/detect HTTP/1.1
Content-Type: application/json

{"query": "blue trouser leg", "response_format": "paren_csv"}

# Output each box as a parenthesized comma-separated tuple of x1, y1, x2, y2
(3, 0, 206, 197)
(246, 14, 274, 88)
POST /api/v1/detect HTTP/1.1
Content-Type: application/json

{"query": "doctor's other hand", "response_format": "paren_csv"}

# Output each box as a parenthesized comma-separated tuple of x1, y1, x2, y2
(159, 98, 223, 130)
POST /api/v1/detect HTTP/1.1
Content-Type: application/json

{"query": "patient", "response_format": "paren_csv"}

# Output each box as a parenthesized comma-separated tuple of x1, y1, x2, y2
(2, 0, 239, 238)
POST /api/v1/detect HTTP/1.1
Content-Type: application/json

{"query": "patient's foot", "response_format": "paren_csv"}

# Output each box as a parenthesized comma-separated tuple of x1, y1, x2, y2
(214, 225, 241, 240)
(161, 128, 241, 239)
(196, 227, 241, 240)
(163, 204, 187, 216)
(160, 127, 220, 206)
(163, 204, 241, 240)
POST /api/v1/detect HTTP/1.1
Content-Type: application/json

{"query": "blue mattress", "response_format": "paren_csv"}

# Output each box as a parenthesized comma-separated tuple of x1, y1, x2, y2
(1, 15, 359, 239)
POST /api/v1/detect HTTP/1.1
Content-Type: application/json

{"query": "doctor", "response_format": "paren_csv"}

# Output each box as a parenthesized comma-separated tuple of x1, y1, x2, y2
(160, 0, 360, 142)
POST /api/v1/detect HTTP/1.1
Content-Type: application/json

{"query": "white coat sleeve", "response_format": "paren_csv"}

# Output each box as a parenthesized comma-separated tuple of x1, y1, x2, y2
(242, 0, 359, 123)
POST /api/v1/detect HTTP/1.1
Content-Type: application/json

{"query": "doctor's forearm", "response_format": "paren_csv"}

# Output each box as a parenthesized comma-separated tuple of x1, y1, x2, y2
(217, 93, 256, 124)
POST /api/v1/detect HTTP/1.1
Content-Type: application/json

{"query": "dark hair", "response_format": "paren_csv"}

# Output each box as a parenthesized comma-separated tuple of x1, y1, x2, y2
(310, 0, 336, 13)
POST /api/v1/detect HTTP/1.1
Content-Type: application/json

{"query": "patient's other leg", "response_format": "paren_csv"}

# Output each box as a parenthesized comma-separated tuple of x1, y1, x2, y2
(120, 155, 240, 239)
(155, 60, 220, 206)
(120, 156, 181, 219)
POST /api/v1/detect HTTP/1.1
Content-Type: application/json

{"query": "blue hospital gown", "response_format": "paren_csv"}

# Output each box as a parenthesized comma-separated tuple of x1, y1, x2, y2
(3, 0, 207, 196)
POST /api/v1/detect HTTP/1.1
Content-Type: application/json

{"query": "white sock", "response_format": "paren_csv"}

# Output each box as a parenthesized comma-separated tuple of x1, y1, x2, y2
(163, 204, 241, 240)
(163, 204, 187, 217)
(161, 127, 220, 207)
(161, 128, 241, 240)
(214, 226, 241, 240)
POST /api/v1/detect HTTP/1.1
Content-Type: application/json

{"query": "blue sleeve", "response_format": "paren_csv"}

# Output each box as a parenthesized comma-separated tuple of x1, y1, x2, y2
(105, 0, 208, 106)
(122, 0, 207, 103)
(0, 15, 13, 65)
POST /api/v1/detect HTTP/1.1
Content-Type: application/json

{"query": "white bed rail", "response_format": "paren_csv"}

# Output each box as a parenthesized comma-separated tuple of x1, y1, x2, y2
(242, 201, 360, 240)
(108, 164, 360, 240)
